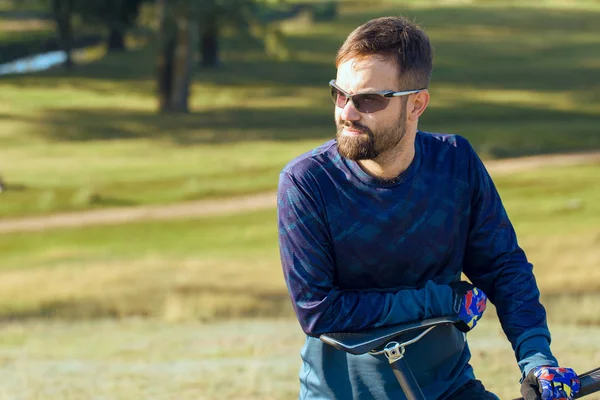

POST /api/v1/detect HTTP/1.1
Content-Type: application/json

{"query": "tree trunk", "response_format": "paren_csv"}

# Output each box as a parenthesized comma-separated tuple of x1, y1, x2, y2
(108, 27, 126, 52)
(157, 35, 175, 112)
(52, 0, 74, 69)
(156, 0, 173, 112)
(169, 17, 198, 112)
(200, 21, 219, 68)
(156, 0, 199, 113)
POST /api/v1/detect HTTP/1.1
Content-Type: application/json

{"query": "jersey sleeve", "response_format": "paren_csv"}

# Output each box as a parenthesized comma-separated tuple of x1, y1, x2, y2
(461, 139, 558, 379)
(277, 169, 456, 337)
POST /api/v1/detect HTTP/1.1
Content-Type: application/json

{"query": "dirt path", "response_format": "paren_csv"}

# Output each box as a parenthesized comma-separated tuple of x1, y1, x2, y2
(1, 151, 599, 234)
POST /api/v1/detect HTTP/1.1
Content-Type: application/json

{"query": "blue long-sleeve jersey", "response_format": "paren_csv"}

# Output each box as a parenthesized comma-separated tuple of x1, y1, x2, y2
(277, 131, 558, 399)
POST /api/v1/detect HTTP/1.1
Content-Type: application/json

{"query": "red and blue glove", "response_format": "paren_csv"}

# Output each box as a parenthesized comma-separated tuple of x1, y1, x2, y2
(450, 281, 487, 332)
(521, 366, 580, 400)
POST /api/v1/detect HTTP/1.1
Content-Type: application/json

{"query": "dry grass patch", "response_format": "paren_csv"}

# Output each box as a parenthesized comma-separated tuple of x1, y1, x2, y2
(0, 318, 599, 399)
(522, 229, 600, 294)
(0, 255, 290, 321)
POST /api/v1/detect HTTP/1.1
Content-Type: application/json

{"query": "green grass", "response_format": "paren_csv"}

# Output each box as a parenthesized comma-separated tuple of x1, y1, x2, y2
(0, 162, 599, 323)
(0, 22, 53, 43)
(0, 16, 56, 64)
(0, 209, 287, 321)
(2, 3, 599, 398)
(0, 318, 599, 399)
(1, 0, 600, 217)
(388, 0, 600, 11)
(495, 162, 600, 235)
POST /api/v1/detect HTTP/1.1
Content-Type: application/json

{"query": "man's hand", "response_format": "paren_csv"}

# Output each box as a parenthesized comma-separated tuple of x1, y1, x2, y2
(521, 366, 580, 400)
(450, 281, 487, 332)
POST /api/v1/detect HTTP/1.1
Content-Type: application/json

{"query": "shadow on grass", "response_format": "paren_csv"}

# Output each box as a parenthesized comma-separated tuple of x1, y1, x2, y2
(1, 43, 337, 95)
(0, 112, 19, 120)
(0, 287, 292, 322)
(3, 3, 600, 157)
(33, 97, 600, 157)
(36, 106, 334, 144)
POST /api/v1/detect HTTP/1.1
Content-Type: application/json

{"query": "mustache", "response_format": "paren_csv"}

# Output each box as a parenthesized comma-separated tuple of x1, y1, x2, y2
(337, 121, 373, 136)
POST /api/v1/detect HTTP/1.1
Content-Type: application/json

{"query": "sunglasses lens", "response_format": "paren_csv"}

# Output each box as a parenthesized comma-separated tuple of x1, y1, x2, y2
(329, 82, 391, 113)
(353, 94, 389, 113)
(330, 86, 348, 108)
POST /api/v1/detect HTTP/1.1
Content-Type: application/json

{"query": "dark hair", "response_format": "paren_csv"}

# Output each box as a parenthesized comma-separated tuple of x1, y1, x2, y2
(335, 16, 432, 89)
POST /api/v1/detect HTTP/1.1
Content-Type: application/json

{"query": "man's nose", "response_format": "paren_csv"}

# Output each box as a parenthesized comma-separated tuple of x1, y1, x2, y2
(340, 99, 361, 121)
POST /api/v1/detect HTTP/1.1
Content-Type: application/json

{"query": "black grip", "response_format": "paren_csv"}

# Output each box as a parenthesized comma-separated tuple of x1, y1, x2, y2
(577, 367, 600, 398)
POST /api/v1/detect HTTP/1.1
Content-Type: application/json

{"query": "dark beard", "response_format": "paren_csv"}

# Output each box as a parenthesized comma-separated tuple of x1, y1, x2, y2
(336, 113, 406, 161)
(336, 123, 378, 160)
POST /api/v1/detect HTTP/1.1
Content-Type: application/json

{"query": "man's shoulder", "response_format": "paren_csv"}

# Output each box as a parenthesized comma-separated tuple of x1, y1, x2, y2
(417, 131, 478, 176)
(281, 139, 338, 178)
(418, 131, 473, 151)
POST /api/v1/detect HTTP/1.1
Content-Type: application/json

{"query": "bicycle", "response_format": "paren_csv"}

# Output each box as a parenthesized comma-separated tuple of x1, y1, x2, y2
(320, 316, 600, 400)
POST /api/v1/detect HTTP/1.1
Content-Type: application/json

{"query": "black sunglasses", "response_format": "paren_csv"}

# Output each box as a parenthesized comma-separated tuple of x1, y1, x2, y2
(329, 79, 423, 113)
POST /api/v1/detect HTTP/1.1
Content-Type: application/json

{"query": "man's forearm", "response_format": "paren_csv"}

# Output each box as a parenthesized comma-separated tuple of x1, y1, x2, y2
(291, 280, 456, 336)
(516, 328, 559, 381)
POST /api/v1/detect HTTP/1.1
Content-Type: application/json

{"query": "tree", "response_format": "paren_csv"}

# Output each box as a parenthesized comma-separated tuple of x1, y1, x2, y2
(80, 0, 145, 52)
(51, 0, 74, 69)
(34, 0, 145, 71)
(155, 0, 294, 112)
(199, 14, 219, 68)
(197, 0, 291, 69)
(156, 0, 199, 113)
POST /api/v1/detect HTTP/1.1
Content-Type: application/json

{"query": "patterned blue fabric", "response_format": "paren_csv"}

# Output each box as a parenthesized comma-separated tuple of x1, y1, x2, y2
(534, 366, 580, 400)
(457, 287, 487, 331)
(277, 131, 558, 399)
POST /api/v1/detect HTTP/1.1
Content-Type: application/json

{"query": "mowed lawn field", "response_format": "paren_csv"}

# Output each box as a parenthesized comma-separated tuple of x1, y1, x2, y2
(1, 0, 600, 399)
(1, 319, 599, 400)
(1, 0, 600, 217)
(0, 162, 599, 322)
(1, 161, 600, 398)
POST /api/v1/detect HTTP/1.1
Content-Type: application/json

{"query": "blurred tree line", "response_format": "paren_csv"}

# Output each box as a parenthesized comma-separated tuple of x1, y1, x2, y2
(2, 0, 337, 112)
(50, 0, 144, 68)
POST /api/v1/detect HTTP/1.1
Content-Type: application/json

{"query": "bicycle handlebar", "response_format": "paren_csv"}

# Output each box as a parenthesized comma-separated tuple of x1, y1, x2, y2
(512, 367, 600, 400)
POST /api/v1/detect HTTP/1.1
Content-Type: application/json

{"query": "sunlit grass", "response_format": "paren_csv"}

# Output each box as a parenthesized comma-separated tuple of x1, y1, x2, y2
(0, 17, 53, 35)
(0, 162, 599, 323)
(430, 86, 599, 114)
(0, 208, 288, 320)
(0, 256, 289, 321)
(386, 0, 600, 11)
(1, 2, 599, 398)
(0, 139, 319, 216)
(0, 1, 599, 217)
(0, 317, 598, 399)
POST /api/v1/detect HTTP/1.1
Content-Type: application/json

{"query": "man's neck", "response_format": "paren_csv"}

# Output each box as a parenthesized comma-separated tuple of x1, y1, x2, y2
(357, 135, 416, 181)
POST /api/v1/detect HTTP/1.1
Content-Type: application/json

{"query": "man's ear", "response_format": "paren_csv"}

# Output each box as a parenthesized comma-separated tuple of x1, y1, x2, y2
(407, 89, 430, 121)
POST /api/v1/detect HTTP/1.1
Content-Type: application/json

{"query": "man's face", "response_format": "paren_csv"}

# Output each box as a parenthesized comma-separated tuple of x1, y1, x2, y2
(334, 56, 408, 161)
